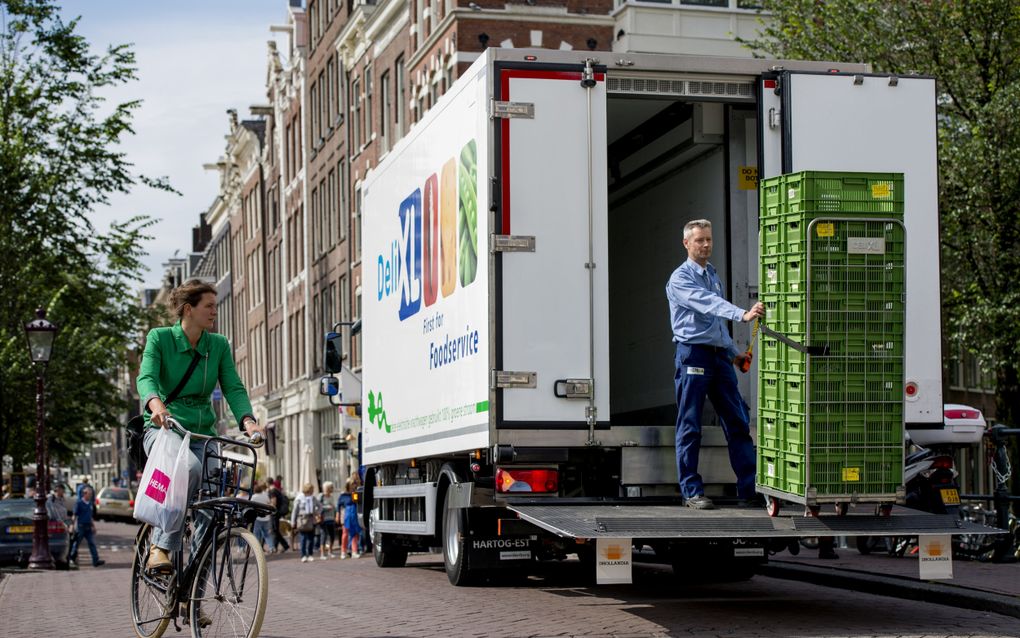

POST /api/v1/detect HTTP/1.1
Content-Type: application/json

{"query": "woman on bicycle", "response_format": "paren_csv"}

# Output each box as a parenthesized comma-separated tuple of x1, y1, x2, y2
(137, 279, 264, 573)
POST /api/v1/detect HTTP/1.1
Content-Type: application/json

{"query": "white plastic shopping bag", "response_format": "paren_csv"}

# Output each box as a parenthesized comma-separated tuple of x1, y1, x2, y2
(133, 427, 191, 531)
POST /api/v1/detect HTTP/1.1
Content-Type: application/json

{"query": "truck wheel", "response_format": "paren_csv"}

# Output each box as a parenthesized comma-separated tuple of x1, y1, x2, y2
(442, 488, 477, 586)
(373, 533, 408, 567)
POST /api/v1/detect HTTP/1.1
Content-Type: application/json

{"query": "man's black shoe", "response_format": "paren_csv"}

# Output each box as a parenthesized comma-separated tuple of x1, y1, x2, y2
(684, 495, 716, 510)
(93, 559, 105, 567)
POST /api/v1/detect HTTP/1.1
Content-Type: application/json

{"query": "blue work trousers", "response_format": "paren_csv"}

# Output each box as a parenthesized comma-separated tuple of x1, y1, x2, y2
(674, 343, 756, 499)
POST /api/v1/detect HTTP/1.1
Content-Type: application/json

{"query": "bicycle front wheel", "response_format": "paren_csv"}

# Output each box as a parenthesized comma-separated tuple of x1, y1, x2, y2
(130, 524, 173, 638)
(189, 526, 268, 638)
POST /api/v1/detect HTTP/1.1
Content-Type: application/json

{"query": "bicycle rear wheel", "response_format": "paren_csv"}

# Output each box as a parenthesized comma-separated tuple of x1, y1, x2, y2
(130, 524, 173, 638)
(190, 526, 268, 638)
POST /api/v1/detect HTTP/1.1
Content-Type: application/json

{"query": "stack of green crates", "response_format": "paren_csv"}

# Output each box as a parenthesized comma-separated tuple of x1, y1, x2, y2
(756, 171, 906, 504)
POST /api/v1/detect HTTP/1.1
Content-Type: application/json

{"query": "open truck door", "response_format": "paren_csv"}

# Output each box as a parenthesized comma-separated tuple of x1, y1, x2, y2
(759, 70, 942, 430)
(492, 60, 611, 430)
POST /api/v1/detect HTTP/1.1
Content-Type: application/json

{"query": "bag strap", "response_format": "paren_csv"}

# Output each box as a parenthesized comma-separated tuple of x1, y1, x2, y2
(161, 351, 202, 406)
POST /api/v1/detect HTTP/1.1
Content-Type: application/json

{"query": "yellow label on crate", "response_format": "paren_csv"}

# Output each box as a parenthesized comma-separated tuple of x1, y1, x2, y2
(842, 467, 861, 482)
(738, 166, 758, 190)
(871, 182, 891, 198)
(816, 223, 835, 237)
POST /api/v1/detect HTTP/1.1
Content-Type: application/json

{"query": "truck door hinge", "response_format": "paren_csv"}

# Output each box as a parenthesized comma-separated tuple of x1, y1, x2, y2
(490, 100, 535, 119)
(553, 378, 593, 399)
(491, 370, 537, 390)
(490, 234, 536, 253)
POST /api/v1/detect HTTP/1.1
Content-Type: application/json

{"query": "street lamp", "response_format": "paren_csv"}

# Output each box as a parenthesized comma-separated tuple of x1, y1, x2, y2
(25, 308, 57, 570)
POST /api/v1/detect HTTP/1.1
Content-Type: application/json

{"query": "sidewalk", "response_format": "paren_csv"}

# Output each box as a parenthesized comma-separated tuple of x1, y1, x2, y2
(763, 540, 1020, 619)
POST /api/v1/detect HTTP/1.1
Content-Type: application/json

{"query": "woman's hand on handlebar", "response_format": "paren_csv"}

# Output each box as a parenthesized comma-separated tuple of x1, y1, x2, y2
(148, 398, 171, 428)
(242, 417, 265, 441)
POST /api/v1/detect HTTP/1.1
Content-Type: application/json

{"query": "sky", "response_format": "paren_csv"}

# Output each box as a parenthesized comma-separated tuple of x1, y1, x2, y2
(58, 1, 292, 289)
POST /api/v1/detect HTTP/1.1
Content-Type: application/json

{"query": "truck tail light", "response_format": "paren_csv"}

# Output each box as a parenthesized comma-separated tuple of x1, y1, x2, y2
(129, 499, 134, 508)
(495, 468, 558, 494)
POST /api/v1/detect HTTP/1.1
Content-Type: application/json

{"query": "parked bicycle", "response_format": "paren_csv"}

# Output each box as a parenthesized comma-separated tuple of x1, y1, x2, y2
(130, 418, 273, 638)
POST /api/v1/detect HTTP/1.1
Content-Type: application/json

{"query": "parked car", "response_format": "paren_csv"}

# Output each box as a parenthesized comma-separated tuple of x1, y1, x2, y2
(95, 486, 134, 521)
(0, 498, 70, 568)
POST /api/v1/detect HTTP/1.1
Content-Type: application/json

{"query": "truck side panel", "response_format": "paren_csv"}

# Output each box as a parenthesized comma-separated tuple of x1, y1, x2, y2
(361, 57, 492, 466)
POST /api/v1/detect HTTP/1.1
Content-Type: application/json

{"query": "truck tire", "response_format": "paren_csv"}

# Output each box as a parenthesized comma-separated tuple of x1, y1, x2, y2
(442, 488, 478, 586)
(373, 531, 408, 568)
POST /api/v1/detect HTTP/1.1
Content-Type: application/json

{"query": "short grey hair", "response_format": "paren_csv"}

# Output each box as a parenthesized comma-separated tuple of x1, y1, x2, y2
(683, 219, 712, 240)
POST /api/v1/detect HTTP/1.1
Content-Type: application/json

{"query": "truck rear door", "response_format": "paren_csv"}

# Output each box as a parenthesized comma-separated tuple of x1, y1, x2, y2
(759, 71, 942, 428)
(493, 61, 611, 428)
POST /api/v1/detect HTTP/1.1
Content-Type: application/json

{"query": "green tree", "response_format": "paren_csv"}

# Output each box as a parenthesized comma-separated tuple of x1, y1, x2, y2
(745, 0, 1020, 426)
(0, 0, 169, 470)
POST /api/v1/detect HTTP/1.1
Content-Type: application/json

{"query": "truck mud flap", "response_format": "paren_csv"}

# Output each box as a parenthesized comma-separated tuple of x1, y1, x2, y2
(505, 502, 999, 539)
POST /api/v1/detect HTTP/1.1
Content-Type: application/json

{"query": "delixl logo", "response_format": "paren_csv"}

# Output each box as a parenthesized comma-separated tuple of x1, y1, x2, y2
(377, 140, 478, 320)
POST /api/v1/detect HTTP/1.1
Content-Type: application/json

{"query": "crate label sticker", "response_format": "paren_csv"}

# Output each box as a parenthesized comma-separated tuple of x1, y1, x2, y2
(787, 187, 796, 200)
(847, 237, 886, 254)
(816, 223, 835, 237)
(871, 182, 892, 199)
(738, 166, 758, 190)
(842, 467, 861, 482)
(767, 268, 777, 283)
(767, 462, 776, 478)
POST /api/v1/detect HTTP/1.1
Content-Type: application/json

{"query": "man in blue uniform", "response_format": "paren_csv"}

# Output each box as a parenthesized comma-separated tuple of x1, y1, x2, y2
(666, 219, 764, 510)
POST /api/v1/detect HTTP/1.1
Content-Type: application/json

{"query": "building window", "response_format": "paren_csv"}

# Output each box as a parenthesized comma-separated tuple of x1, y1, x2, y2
(353, 185, 362, 262)
(380, 70, 390, 153)
(395, 55, 405, 141)
(352, 77, 361, 150)
(338, 159, 348, 241)
(365, 65, 373, 145)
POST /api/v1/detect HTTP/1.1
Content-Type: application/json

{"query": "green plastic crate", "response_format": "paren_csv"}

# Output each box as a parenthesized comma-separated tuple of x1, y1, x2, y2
(809, 416, 904, 448)
(758, 451, 783, 490)
(759, 334, 807, 375)
(807, 449, 903, 496)
(784, 171, 905, 214)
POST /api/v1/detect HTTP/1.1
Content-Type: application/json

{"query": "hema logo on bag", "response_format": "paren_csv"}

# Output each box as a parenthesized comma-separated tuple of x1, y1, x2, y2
(145, 469, 171, 505)
(377, 140, 478, 321)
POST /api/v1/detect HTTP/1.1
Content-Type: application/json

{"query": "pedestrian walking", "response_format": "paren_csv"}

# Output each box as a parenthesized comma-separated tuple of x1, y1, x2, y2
(337, 478, 362, 559)
(291, 482, 322, 562)
(318, 481, 337, 559)
(268, 477, 291, 552)
(68, 486, 104, 568)
(251, 482, 275, 553)
(135, 279, 264, 574)
(46, 483, 70, 527)
(666, 219, 764, 510)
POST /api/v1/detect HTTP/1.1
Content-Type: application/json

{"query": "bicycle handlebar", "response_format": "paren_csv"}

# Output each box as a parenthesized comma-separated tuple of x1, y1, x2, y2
(164, 416, 264, 448)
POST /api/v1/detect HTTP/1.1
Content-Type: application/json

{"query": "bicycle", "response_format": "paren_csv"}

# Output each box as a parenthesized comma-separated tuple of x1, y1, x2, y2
(129, 418, 274, 638)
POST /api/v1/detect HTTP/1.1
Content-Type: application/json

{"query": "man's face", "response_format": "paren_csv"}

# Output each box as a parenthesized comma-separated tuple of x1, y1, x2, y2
(683, 226, 713, 264)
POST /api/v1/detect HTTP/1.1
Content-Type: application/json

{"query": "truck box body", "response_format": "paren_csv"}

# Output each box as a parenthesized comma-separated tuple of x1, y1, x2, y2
(357, 49, 985, 584)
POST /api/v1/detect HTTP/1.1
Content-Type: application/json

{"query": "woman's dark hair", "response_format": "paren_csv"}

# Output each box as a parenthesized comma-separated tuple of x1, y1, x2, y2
(170, 279, 217, 319)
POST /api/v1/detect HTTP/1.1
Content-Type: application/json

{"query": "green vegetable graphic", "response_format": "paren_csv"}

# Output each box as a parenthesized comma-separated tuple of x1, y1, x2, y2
(458, 140, 478, 287)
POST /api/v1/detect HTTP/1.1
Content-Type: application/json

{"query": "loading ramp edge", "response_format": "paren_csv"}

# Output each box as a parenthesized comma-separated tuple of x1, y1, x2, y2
(506, 503, 1002, 540)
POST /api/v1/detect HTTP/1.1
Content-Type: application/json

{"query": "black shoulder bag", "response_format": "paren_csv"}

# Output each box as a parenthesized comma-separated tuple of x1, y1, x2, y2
(127, 350, 203, 468)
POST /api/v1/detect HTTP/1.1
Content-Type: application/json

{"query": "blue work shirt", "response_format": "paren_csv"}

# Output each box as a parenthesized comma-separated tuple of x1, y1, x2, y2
(666, 258, 745, 361)
(74, 497, 94, 527)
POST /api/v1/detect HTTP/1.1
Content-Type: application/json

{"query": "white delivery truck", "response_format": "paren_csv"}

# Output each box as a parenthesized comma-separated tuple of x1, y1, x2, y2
(341, 48, 984, 586)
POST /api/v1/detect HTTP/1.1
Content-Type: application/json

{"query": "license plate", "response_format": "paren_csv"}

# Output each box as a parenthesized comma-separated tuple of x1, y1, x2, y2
(941, 488, 960, 505)
(7, 525, 33, 534)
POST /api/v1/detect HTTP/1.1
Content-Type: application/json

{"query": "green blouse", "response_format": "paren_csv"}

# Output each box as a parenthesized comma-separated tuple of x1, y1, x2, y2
(136, 322, 254, 436)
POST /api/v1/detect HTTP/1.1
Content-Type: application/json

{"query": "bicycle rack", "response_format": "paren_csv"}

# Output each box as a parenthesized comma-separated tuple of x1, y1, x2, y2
(960, 425, 1020, 562)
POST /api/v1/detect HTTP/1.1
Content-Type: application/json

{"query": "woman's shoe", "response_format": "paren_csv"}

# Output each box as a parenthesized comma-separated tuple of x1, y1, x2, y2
(146, 546, 172, 574)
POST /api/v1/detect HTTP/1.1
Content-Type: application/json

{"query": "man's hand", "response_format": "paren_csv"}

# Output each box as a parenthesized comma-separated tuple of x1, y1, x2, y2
(734, 352, 753, 373)
(742, 302, 765, 323)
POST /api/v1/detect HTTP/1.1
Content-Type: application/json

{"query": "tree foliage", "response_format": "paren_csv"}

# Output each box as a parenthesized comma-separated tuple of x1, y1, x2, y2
(0, 0, 169, 470)
(745, 0, 1020, 425)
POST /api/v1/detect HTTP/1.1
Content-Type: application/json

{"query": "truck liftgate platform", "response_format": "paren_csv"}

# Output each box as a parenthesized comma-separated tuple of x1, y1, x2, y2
(505, 499, 999, 540)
